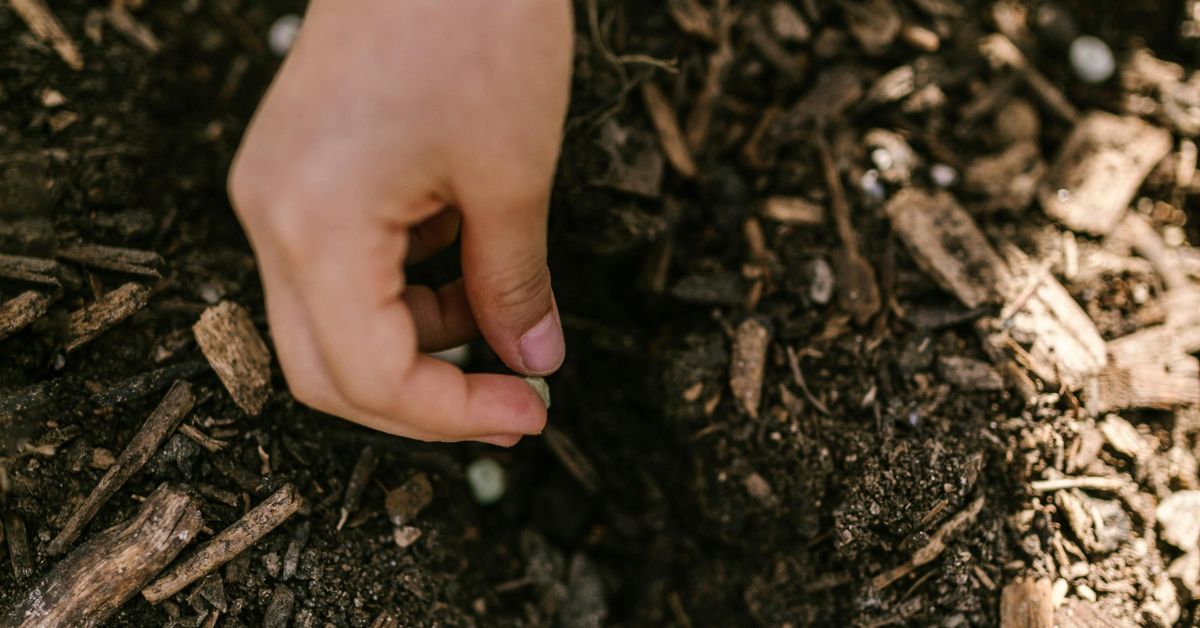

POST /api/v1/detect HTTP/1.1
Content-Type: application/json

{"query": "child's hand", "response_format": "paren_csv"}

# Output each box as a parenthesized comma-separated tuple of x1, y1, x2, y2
(228, 0, 572, 445)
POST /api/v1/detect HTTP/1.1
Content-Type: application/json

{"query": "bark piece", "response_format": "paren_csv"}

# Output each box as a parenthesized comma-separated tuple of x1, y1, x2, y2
(143, 483, 303, 603)
(5, 512, 31, 581)
(385, 473, 433, 526)
(885, 189, 1008, 308)
(67, 282, 151, 352)
(8, 0, 83, 70)
(1055, 599, 1125, 628)
(1039, 112, 1171, 235)
(57, 243, 163, 278)
(730, 318, 769, 418)
(0, 254, 61, 286)
(937, 356, 1005, 391)
(760, 196, 825, 225)
(193, 301, 272, 416)
(843, 0, 901, 56)
(90, 360, 209, 407)
(999, 577, 1053, 628)
(48, 381, 196, 555)
(2, 484, 202, 628)
(337, 445, 379, 531)
(263, 586, 295, 628)
(1087, 351, 1199, 413)
(640, 81, 698, 179)
(0, 291, 51, 341)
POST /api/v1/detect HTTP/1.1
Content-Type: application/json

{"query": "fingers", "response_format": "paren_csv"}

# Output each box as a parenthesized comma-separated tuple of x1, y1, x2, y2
(458, 189, 564, 376)
(284, 224, 546, 440)
(406, 208, 460, 264)
(402, 279, 477, 352)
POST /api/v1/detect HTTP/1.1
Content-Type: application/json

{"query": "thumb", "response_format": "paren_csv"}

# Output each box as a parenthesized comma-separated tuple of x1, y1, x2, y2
(459, 191, 564, 376)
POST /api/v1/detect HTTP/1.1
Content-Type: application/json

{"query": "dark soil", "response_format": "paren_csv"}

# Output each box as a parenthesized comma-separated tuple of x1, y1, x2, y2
(2, 0, 1200, 626)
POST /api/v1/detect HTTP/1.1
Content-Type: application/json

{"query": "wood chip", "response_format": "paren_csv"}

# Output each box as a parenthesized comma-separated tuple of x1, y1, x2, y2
(338, 445, 379, 531)
(885, 189, 1008, 308)
(665, 0, 716, 42)
(937, 356, 1005, 391)
(0, 253, 61, 286)
(143, 483, 303, 604)
(641, 81, 698, 179)
(0, 291, 51, 341)
(48, 381, 196, 555)
(57, 242, 163, 278)
(385, 473, 433, 527)
(67, 282, 151, 352)
(999, 577, 1053, 628)
(1055, 598, 1126, 628)
(263, 585, 295, 628)
(543, 427, 602, 493)
(1038, 112, 1171, 235)
(8, 0, 83, 70)
(1028, 476, 1125, 493)
(842, 0, 901, 56)
(730, 318, 770, 418)
(193, 301, 273, 416)
(777, 67, 863, 132)
(760, 196, 825, 225)
(5, 511, 32, 581)
(3, 484, 202, 627)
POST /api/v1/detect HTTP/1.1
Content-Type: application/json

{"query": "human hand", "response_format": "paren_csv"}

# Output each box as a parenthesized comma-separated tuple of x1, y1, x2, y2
(227, 0, 572, 445)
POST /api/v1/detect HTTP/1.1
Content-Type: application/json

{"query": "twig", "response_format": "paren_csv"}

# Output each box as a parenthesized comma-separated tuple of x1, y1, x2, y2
(543, 427, 602, 493)
(48, 381, 196, 555)
(8, 0, 84, 70)
(641, 81, 699, 178)
(872, 496, 985, 590)
(585, 0, 677, 73)
(338, 446, 379, 531)
(3, 485, 202, 627)
(90, 360, 209, 407)
(0, 253, 60, 286)
(57, 243, 163, 278)
(143, 483, 303, 603)
(1028, 477, 1125, 493)
(815, 130, 881, 324)
(786, 346, 830, 416)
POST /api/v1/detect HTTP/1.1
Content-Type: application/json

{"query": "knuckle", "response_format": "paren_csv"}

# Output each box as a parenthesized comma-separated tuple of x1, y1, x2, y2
(484, 257, 551, 314)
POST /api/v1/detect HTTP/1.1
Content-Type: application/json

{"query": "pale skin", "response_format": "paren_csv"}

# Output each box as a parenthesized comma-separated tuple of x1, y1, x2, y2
(228, 0, 573, 446)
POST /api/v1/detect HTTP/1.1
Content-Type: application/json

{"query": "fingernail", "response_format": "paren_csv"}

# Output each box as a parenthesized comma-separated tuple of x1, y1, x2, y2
(518, 312, 565, 375)
(477, 434, 522, 447)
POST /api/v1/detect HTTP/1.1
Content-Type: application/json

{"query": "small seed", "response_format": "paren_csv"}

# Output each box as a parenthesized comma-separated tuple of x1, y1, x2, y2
(523, 376, 551, 409)
(466, 458, 507, 505)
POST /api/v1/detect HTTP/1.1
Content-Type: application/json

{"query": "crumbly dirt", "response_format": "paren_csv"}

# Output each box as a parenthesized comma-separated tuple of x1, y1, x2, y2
(3, 0, 1200, 626)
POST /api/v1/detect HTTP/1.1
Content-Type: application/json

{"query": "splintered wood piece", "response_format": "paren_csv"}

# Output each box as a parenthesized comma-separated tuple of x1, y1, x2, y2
(5, 512, 32, 581)
(0, 253, 61, 286)
(48, 381, 196, 555)
(337, 445, 379, 531)
(543, 427, 602, 493)
(730, 318, 770, 418)
(665, 0, 716, 42)
(8, 0, 83, 70)
(640, 81, 698, 179)
(1000, 247, 1106, 390)
(67, 282, 151, 352)
(57, 243, 163, 278)
(1110, 213, 1190, 290)
(999, 577, 1053, 628)
(263, 586, 295, 628)
(385, 473, 433, 527)
(3, 484, 202, 628)
(142, 483, 303, 603)
(777, 67, 863, 133)
(817, 133, 880, 324)
(884, 189, 1009, 308)
(1038, 112, 1171, 235)
(0, 291, 51, 341)
(760, 196, 825, 225)
(106, 5, 161, 53)
(193, 301, 273, 415)
(1087, 341, 1200, 413)
(90, 360, 209, 407)
(872, 496, 985, 589)
(1055, 598, 1126, 628)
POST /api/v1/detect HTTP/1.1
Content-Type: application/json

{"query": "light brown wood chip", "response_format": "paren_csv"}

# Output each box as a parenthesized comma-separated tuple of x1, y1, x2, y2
(193, 301, 272, 416)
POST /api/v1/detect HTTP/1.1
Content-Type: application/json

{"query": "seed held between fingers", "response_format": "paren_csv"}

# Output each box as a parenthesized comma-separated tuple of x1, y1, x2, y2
(523, 376, 551, 409)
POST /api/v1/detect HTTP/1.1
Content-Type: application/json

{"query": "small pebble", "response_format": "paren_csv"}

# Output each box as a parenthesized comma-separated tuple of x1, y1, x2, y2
(466, 458, 507, 505)
(807, 257, 834, 305)
(523, 376, 551, 409)
(859, 169, 886, 202)
(930, 163, 958, 188)
(1164, 225, 1187, 247)
(870, 148, 894, 171)
(393, 525, 422, 549)
(268, 14, 303, 57)
(1070, 35, 1115, 84)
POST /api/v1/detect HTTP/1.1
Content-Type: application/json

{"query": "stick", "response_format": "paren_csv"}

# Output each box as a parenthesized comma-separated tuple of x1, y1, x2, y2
(2, 485, 202, 628)
(337, 446, 379, 531)
(48, 381, 196, 555)
(816, 132, 880, 324)
(0, 253, 60, 286)
(0, 380, 61, 422)
(67, 282, 151, 352)
(640, 81, 698, 178)
(193, 301, 273, 415)
(5, 512, 32, 581)
(143, 483, 303, 603)
(57, 243, 163, 278)
(8, 0, 83, 70)
(0, 291, 51, 341)
(89, 360, 209, 407)
(1028, 477, 1125, 493)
